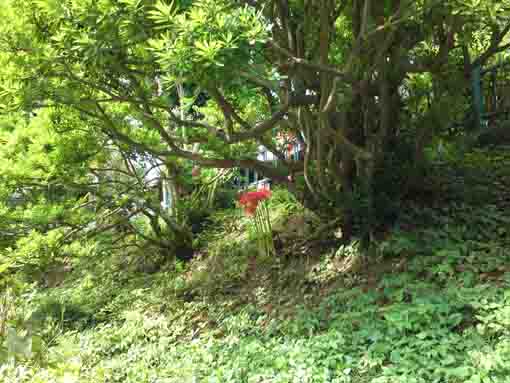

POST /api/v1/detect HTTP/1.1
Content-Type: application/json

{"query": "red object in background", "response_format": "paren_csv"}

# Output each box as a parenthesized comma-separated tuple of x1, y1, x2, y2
(191, 166, 201, 177)
(238, 190, 271, 216)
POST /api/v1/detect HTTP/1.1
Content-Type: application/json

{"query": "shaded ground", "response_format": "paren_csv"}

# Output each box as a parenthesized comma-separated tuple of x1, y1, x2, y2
(4, 147, 510, 382)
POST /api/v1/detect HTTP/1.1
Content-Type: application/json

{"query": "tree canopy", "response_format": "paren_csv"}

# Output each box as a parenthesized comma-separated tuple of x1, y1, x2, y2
(1, 0, 510, 249)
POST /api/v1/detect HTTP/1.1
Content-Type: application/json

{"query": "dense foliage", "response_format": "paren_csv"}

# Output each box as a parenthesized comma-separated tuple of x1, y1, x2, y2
(1, 0, 509, 240)
(2, 0, 510, 382)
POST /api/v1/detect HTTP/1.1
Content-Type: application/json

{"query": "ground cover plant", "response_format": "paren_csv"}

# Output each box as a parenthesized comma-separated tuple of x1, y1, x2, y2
(2, 147, 510, 382)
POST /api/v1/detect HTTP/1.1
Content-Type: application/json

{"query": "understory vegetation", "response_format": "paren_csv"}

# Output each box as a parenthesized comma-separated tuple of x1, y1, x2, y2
(3, 147, 510, 383)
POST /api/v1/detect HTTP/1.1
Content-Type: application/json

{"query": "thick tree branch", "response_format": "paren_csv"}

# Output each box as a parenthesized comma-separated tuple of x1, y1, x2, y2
(268, 40, 348, 79)
(208, 86, 252, 131)
(473, 22, 510, 68)
(227, 105, 289, 143)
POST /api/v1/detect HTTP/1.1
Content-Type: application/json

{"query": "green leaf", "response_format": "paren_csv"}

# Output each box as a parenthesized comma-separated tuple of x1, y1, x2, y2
(448, 366, 472, 378)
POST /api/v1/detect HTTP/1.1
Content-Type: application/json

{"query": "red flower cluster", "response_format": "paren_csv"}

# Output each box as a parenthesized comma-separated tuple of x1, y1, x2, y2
(238, 190, 271, 216)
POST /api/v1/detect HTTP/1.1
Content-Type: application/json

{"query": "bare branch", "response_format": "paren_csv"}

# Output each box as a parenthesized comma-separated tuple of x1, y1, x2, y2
(208, 86, 252, 131)
(268, 40, 348, 79)
(473, 21, 510, 68)
(227, 105, 289, 143)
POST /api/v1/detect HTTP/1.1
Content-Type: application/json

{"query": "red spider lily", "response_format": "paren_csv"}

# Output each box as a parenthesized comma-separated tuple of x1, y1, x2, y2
(238, 190, 271, 216)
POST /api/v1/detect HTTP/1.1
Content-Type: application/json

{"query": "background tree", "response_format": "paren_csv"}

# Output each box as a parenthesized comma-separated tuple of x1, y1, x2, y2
(0, 107, 197, 280)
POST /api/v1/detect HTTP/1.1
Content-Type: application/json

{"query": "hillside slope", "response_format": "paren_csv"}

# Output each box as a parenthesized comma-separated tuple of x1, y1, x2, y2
(3, 148, 510, 383)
